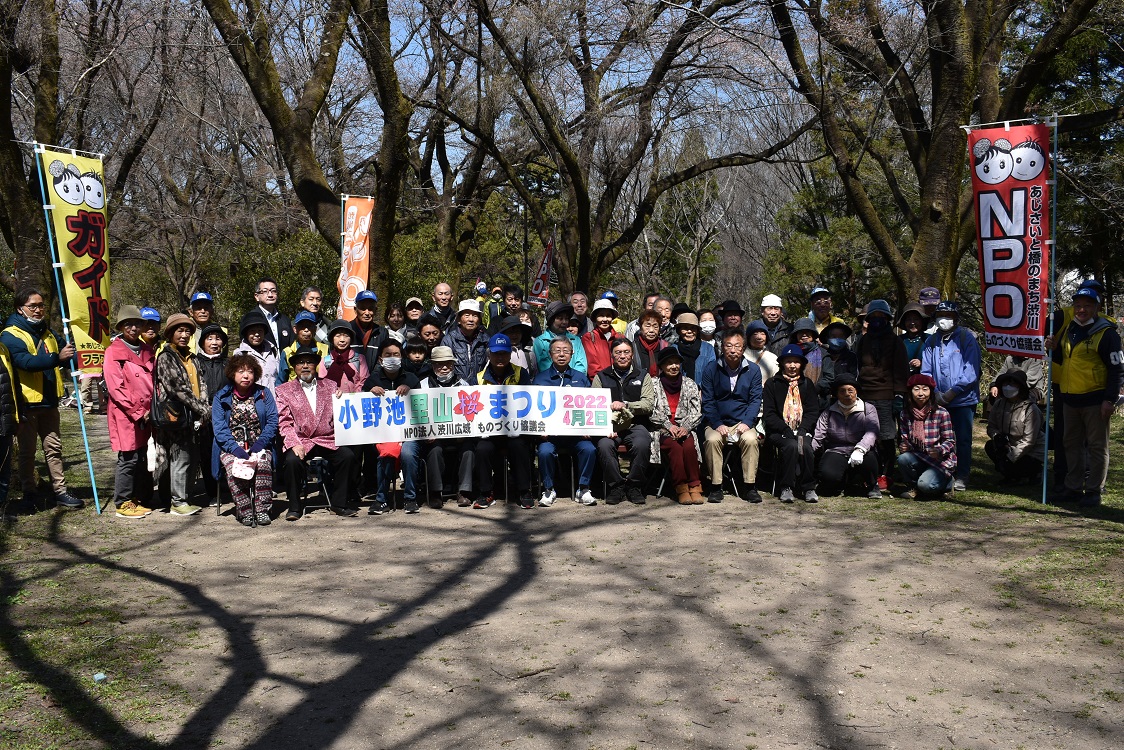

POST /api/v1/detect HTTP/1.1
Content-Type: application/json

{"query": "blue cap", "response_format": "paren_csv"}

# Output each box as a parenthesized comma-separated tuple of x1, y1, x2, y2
(935, 300, 959, 316)
(190, 291, 213, 304)
(356, 290, 377, 304)
(810, 287, 831, 299)
(140, 307, 161, 322)
(865, 299, 892, 318)
(778, 344, 808, 363)
(1077, 278, 1106, 296)
(601, 290, 618, 301)
(1073, 286, 1101, 305)
(293, 310, 317, 326)
(488, 333, 512, 353)
(474, 280, 488, 294)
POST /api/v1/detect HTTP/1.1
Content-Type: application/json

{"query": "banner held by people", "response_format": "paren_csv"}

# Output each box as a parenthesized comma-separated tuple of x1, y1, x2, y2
(527, 236, 553, 307)
(337, 195, 374, 321)
(968, 123, 1052, 358)
(334, 386, 614, 446)
(35, 145, 110, 375)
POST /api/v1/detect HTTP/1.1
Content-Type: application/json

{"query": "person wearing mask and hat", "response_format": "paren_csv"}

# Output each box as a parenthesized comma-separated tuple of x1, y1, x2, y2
(474, 333, 535, 509)
(1045, 284, 1124, 506)
(533, 300, 588, 374)
(895, 373, 956, 499)
(855, 299, 909, 491)
(650, 346, 705, 504)
(673, 312, 714, 380)
(235, 310, 284, 392)
(762, 344, 821, 503)
(984, 370, 1044, 483)
(154, 313, 211, 515)
(896, 302, 929, 375)
(920, 300, 981, 492)
(102, 305, 155, 518)
(788, 317, 835, 406)
(988, 355, 1046, 406)
(403, 297, 426, 332)
(139, 307, 162, 348)
(600, 290, 628, 335)
(918, 287, 942, 333)
(582, 299, 619, 379)
(808, 287, 844, 334)
(276, 345, 358, 519)
(445, 300, 490, 385)
(350, 290, 388, 370)
(282, 311, 328, 379)
(533, 338, 599, 507)
(363, 338, 422, 514)
(759, 294, 793, 356)
(418, 346, 476, 508)
(319, 319, 368, 394)
(820, 320, 858, 380)
(195, 323, 229, 502)
(813, 373, 882, 499)
(1, 289, 82, 509)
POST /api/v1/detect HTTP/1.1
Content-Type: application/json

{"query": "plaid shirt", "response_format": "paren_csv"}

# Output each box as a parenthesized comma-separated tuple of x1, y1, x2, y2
(897, 405, 957, 476)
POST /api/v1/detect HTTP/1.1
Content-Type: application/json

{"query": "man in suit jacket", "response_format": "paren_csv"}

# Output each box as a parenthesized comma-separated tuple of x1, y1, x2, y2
(253, 277, 294, 351)
(274, 346, 355, 519)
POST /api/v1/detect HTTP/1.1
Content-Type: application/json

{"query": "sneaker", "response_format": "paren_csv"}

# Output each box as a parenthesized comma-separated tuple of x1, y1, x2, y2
(866, 487, 883, 500)
(368, 501, 389, 515)
(539, 488, 557, 507)
(626, 485, 646, 505)
(743, 488, 763, 504)
(707, 489, 725, 503)
(951, 478, 967, 492)
(255, 512, 271, 526)
(876, 475, 890, 492)
(778, 487, 794, 503)
(576, 488, 597, 506)
(240, 515, 255, 526)
(55, 493, 84, 510)
(803, 490, 819, 504)
(331, 504, 358, 517)
(404, 501, 420, 514)
(605, 484, 625, 505)
(517, 494, 536, 509)
(115, 500, 150, 519)
(170, 503, 202, 516)
(457, 494, 472, 507)
(472, 495, 495, 509)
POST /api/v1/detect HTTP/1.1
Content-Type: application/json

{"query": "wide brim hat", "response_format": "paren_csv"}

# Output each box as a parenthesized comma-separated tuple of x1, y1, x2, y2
(818, 321, 853, 344)
(591, 298, 618, 319)
(114, 305, 145, 330)
(239, 310, 269, 339)
(656, 346, 684, 367)
(719, 299, 745, 315)
(789, 317, 817, 339)
(995, 369, 1030, 397)
(544, 301, 575, 323)
(499, 315, 532, 340)
(896, 302, 929, 328)
(288, 345, 322, 365)
(162, 312, 196, 338)
(675, 312, 700, 330)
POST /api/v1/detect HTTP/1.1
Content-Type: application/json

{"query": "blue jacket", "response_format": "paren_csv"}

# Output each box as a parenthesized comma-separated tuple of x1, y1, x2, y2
(921, 327, 981, 407)
(700, 356, 763, 430)
(533, 366, 591, 388)
(211, 383, 278, 479)
(533, 331, 587, 375)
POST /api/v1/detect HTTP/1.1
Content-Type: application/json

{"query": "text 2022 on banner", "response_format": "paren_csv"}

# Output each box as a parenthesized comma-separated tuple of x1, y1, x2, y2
(333, 386, 615, 446)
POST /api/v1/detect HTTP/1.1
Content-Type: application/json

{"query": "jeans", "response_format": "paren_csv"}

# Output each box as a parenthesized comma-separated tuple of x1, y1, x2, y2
(377, 441, 418, 503)
(946, 405, 975, 481)
(537, 438, 596, 490)
(897, 451, 951, 495)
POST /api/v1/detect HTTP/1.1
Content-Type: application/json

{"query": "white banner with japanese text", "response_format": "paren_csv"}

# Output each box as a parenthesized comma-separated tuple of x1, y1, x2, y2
(333, 386, 615, 445)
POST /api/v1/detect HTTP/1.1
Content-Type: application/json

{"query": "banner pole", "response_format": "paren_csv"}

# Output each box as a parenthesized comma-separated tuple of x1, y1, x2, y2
(33, 143, 103, 514)
(1040, 117, 1060, 506)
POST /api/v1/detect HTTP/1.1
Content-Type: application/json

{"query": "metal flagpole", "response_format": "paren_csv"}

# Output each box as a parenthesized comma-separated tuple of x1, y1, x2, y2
(32, 142, 103, 513)
(1040, 117, 1060, 506)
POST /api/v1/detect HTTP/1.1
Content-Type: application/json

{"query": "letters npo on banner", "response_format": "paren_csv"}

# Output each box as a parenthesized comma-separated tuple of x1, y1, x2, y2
(333, 385, 614, 446)
(337, 196, 374, 321)
(968, 124, 1051, 358)
(36, 145, 110, 374)
(526, 236, 553, 307)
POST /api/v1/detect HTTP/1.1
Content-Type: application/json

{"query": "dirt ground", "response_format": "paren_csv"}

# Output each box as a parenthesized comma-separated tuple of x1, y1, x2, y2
(4, 415, 1124, 749)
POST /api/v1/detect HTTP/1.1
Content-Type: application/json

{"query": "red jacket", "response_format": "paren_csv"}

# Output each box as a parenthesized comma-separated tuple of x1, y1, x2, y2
(582, 329, 614, 380)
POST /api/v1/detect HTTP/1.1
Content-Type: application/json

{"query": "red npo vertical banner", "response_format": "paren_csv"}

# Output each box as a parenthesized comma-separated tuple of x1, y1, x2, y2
(968, 124, 1052, 358)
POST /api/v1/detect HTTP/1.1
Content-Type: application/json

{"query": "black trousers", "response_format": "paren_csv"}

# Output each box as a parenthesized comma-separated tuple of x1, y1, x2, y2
(767, 433, 816, 492)
(985, 439, 1041, 481)
(283, 445, 355, 510)
(816, 450, 879, 495)
(474, 437, 530, 496)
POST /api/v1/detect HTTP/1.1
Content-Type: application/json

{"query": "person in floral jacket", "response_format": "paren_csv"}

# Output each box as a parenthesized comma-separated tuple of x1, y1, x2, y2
(895, 373, 957, 499)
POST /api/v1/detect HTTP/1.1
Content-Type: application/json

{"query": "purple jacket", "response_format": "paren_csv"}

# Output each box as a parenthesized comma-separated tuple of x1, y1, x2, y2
(812, 400, 879, 456)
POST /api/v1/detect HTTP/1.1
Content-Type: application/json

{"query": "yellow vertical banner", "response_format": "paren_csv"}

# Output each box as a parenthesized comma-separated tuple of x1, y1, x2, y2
(36, 146, 110, 374)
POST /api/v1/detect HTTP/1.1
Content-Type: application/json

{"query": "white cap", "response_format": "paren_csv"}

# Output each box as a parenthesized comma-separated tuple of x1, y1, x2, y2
(591, 298, 617, 317)
(456, 300, 482, 317)
(761, 294, 783, 308)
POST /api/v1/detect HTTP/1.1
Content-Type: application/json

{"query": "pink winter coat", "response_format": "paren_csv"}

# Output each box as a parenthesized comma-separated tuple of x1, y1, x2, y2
(103, 338, 155, 451)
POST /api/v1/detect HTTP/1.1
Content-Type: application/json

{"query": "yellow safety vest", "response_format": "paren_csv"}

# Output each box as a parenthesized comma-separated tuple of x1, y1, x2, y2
(477, 364, 524, 386)
(3, 326, 65, 404)
(1057, 318, 1113, 396)
(1050, 307, 1118, 393)
(0, 342, 20, 422)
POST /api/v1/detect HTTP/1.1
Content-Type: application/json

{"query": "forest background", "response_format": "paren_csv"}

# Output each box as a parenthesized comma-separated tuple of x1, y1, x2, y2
(0, 0, 1121, 328)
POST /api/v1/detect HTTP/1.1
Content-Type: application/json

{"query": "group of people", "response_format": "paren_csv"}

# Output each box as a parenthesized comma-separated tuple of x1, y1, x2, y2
(1, 276, 1119, 524)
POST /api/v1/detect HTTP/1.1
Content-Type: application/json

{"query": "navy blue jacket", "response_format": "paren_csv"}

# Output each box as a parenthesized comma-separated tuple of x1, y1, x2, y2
(700, 356, 763, 430)
(533, 366, 591, 388)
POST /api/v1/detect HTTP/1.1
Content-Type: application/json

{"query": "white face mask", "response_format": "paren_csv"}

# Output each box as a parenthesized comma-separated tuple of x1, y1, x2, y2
(381, 357, 402, 372)
(1001, 384, 1020, 399)
(937, 317, 955, 332)
(699, 321, 717, 335)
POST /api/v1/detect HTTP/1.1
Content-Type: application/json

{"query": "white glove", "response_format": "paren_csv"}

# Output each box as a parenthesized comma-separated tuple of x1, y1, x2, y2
(848, 449, 864, 467)
(250, 449, 269, 462)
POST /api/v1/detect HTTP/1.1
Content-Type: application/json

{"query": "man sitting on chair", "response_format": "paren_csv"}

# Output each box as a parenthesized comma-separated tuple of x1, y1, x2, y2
(275, 345, 357, 520)
(699, 329, 764, 504)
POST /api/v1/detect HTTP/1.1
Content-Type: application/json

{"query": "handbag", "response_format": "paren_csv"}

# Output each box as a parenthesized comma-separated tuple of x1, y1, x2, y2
(151, 381, 189, 431)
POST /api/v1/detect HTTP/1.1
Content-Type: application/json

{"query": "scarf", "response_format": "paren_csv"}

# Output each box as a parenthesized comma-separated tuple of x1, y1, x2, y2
(909, 402, 932, 446)
(176, 346, 202, 398)
(676, 338, 702, 378)
(782, 374, 803, 431)
(659, 372, 682, 395)
(840, 397, 865, 415)
(637, 336, 661, 376)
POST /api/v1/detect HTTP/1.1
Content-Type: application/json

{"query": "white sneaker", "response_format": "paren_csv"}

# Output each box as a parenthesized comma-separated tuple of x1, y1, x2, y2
(576, 488, 597, 506)
(952, 479, 967, 492)
(539, 489, 557, 507)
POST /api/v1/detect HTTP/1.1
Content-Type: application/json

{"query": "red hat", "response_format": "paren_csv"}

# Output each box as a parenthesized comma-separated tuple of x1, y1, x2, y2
(907, 373, 936, 390)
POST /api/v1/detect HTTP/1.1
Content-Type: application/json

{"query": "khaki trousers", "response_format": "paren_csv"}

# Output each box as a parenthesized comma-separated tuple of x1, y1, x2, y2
(1062, 403, 1111, 492)
(18, 408, 67, 495)
(704, 426, 759, 485)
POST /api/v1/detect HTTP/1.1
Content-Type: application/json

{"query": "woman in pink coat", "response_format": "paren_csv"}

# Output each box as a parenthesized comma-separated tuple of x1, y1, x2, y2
(103, 305, 156, 518)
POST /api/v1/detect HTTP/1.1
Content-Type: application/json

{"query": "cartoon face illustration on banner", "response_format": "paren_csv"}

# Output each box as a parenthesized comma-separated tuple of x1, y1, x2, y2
(49, 161, 86, 206)
(1009, 139, 1046, 181)
(972, 137, 1013, 185)
(80, 171, 105, 209)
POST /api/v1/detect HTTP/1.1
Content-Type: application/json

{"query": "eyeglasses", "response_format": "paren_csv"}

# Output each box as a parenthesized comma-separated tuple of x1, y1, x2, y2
(257, 288, 278, 295)
(23, 303, 45, 310)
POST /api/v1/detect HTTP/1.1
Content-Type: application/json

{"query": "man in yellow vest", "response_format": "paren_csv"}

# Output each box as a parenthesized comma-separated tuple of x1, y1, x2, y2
(1046, 284, 1124, 507)
(1, 289, 82, 509)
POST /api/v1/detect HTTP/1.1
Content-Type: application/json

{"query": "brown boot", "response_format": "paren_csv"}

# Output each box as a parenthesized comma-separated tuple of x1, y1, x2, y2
(675, 484, 692, 504)
(688, 484, 705, 504)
